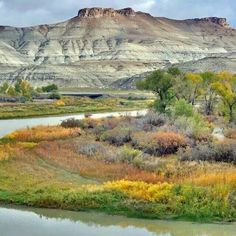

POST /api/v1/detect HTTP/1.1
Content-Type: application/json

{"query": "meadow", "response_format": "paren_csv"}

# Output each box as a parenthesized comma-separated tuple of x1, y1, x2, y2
(0, 110, 236, 222)
(0, 96, 152, 119)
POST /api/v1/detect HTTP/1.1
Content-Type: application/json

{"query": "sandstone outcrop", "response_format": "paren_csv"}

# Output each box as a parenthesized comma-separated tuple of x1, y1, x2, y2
(191, 17, 230, 28)
(78, 7, 135, 18)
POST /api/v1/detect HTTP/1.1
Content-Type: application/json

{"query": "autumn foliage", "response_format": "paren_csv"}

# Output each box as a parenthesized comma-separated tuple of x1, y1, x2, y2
(6, 126, 82, 142)
(132, 131, 189, 155)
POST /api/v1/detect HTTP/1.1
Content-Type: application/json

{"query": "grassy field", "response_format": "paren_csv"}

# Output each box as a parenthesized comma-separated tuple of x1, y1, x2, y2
(0, 96, 152, 119)
(0, 113, 236, 222)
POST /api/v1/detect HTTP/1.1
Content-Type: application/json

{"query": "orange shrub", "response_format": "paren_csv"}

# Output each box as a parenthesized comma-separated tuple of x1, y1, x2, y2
(6, 126, 82, 142)
(132, 131, 189, 155)
(0, 143, 33, 161)
(226, 129, 236, 140)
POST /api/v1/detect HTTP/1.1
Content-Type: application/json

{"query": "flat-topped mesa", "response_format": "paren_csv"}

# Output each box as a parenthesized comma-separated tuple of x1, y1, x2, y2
(77, 7, 135, 18)
(192, 17, 230, 28)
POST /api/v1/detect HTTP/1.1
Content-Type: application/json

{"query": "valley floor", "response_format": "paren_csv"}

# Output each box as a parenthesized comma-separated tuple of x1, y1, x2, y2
(0, 113, 236, 222)
(0, 96, 152, 119)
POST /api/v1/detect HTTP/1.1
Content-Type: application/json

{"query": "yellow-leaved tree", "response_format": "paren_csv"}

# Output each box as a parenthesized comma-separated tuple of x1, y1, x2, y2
(213, 71, 236, 122)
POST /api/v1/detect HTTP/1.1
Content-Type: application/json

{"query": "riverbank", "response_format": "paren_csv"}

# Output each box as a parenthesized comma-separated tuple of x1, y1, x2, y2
(0, 96, 152, 119)
(0, 112, 236, 223)
(1, 206, 235, 236)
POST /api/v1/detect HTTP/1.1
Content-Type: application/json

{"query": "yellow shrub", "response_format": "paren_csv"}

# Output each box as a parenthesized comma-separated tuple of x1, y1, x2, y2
(103, 180, 173, 202)
(0, 144, 15, 161)
(18, 142, 38, 149)
(54, 100, 65, 106)
(0, 149, 9, 161)
(189, 172, 236, 188)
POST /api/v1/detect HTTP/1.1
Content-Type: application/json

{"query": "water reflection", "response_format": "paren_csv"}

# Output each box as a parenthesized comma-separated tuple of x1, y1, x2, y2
(0, 206, 235, 236)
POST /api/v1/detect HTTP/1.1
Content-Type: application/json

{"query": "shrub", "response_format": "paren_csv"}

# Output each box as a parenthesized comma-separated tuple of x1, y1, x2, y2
(225, 129, 236, 140)
(130, 111, 167, 132)
(173, 115, 212, 142)
(142, 110, 167, 126)
(172, 99, 194, 117)
(77, 142, 107, 157)
(100, 127, 131, 146)
(92, 117, 131, 136)
(61, 118, 98, 129)
(103, 180, 174, 202)
(118, 146, 142, 163)
(6, 126, 82, 142)
(61, 118, 86, 129)
(179, 141, 236, 164)
(132, 131, 189, 156)
(228, 191, 236, 208)
(54, 100, 65, 106)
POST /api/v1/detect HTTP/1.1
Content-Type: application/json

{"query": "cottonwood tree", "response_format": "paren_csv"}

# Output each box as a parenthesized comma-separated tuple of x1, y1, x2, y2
(181, 73, 203, 105)
(213, 71, 236, 122)
(200, 71, 218, 115)
(137, 69, 176, 113)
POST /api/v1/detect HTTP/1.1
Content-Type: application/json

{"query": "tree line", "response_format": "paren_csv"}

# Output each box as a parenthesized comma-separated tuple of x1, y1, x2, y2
(0, 79, 59, 101)
(137, 68, 236, 122)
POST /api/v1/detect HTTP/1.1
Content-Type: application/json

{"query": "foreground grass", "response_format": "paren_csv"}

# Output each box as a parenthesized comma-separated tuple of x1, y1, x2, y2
(0, 121, 236, 222)
(0, 97, 151, 119)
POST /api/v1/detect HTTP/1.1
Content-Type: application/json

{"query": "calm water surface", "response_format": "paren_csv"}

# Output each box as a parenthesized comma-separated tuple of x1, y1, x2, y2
(0, 110, 147, 137)
(0, 206, 235, 236)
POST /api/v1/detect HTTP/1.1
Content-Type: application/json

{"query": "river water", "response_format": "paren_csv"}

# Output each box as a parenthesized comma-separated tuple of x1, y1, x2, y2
(0, 206, 235, 236)
(0, 110, 147, 138)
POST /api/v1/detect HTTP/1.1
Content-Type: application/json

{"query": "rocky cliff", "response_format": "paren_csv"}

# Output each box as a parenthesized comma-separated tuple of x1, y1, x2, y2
(0, 7, 235, 88)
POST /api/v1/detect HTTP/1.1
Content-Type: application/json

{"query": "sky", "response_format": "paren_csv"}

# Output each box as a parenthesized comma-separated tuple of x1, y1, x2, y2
(0, 0, 235, 28)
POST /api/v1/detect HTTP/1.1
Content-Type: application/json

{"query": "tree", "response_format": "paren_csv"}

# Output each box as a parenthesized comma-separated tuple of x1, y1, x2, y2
(183, 73, 203, 105)
(213, 71, 236, 122)
(0, 82, 10, 94)
(137, 69, 175, 113)
(200, 71, 218, 115)
(42, 84, 58, 93)
(167, 67, 182, 76)
(14, 79, 34, 100)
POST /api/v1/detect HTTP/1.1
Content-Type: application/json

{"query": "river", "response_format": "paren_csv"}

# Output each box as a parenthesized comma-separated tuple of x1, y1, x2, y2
(0, 206, 235, 236)
(0, 110, 147, 138)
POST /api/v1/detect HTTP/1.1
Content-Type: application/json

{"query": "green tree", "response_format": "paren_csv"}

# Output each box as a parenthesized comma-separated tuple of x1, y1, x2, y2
(181, 73, 203, 105)
(213, 71, 236, 122)
(42, 84, 58, 93)
(7, 86, 17, 97)
(0, 82, 10, 94)
(200, 71, 218, 115)
(137, 70, 175, 113)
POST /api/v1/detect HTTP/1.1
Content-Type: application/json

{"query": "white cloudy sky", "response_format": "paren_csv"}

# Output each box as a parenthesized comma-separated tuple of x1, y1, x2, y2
(0, 0, 235, 27)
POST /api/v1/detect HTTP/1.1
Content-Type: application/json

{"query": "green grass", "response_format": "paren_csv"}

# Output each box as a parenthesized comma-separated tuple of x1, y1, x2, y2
(0, 97, 152, 119)
(0, 181, 235, 222)
(59, 87, 153, 95)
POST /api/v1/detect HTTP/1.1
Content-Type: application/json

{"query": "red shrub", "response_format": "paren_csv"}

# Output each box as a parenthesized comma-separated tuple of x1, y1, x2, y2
(132, 131, 189, 156)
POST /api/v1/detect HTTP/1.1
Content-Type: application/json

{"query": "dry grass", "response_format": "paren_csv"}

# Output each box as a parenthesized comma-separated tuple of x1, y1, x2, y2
(34, 140, 166, 183)
(6, 126, 82, 142)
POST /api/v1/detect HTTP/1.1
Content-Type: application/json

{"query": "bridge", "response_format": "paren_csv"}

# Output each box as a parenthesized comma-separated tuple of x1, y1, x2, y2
(59, 92, 105, 99)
